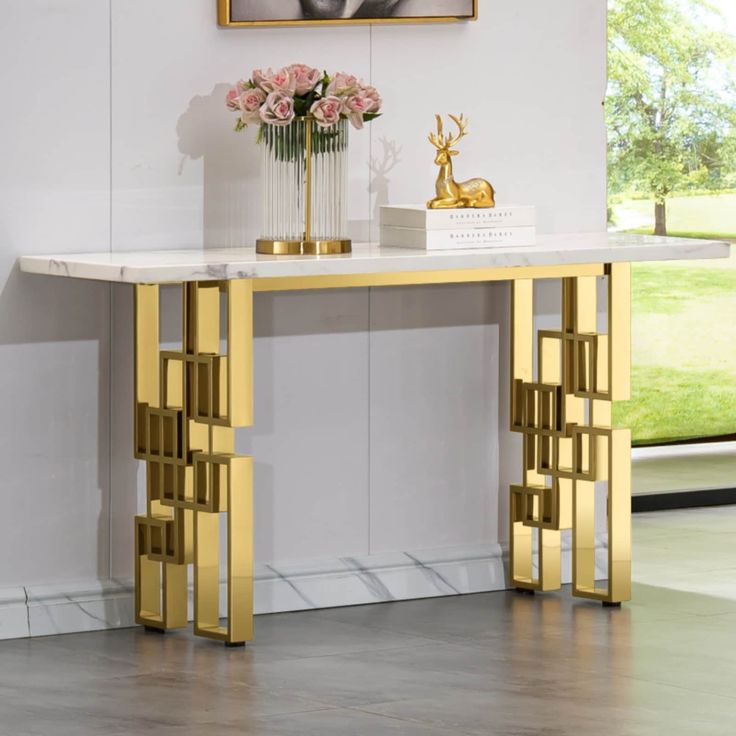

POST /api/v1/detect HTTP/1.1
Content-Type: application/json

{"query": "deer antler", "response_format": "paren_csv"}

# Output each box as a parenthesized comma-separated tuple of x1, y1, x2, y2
(446, 114, 468, 150)
(428, 114, 446, 150)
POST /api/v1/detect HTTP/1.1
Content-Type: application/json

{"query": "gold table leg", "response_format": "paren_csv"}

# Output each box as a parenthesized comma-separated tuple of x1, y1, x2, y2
(510, 264, 632, 604)
(134, 280, 254, 645)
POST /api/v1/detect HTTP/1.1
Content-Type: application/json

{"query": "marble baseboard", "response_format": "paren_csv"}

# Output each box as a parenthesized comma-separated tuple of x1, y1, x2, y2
(0, 587, 32, 640)
(254, 544, 508, 614)
(0, 537, 607, 640)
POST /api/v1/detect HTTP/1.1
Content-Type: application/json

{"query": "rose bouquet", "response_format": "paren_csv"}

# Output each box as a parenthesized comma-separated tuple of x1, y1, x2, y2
(226, 63, 382, 133)
(226, 64, 380, 255)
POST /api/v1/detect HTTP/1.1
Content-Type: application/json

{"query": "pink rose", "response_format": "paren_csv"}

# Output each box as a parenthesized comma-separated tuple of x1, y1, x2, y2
(260, 91, 295, 126)
(326, 72, 359, 97)
(310, 96, 343, 128)
(226, 88, 241, 111)
(252, 68, 268, 88)
(252, 67, 296, 95)
(344, 93, 372, 130)
(360, 84, 382, 113)
(225, 80, 250, 110)
(239, 87, 266, 124)
(288, 63, 322, 95)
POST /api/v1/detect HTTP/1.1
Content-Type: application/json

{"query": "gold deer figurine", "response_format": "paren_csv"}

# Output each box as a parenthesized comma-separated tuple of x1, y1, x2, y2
(427, 114, 495, 209)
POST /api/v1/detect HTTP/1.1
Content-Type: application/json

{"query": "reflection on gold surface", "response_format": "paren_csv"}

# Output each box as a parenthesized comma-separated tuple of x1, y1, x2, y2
(129, 261, 631, 648)
(510, 265, 632, 604)
(134, 280, 253, 645)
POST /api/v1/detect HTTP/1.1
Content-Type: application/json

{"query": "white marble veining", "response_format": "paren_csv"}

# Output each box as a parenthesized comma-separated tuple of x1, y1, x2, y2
(19, 234, 730, 284)
(0, 546, 511, 638)
(0, 535, 610, 639)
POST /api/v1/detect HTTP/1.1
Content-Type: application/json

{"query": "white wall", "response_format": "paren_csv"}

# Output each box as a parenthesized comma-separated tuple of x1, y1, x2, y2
(0, 0, 606, 637)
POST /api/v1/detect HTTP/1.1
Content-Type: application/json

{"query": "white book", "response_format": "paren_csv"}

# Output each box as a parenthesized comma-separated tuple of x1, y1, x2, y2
(380, 225, 537, 251)
(380, 204, 536, 230)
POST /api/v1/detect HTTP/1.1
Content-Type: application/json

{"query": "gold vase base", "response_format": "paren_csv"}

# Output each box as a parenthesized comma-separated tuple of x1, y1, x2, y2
(256, 239, 352, 256)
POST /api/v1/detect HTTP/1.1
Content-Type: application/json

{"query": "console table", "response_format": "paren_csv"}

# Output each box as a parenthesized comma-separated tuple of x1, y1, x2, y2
(20, 233, 730, 646)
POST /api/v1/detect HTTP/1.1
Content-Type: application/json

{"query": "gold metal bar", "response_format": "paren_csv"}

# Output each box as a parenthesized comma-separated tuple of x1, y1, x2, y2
(539, 529, 561, 590)
(228, 456, 253, 644)
(510, 280, 536, 589)
(304, 117, 313, 242)
(571, 275, 602, 599)
(134, 285, 159, 404)
(606, 263, 632, 602)
(510, 267, 631, 605)
(572, 480, 597, 594)
(608, 429, 632, 603)
(608, 263, 631, 402)
(253, 264, 606, 293)
(194, 508, 220, 637)
(570, 264, 632, 603)
(135, 519, 161, 623)
(162, 561, 188, 629)
(576, 276, 598, 333)
(182, 279, 254, 645)
(134, 284, 187, 631)
(227, 280, 253, 428)
(536, 316, 562, 591)
(192, 455, 253, 645)
(134, 285, 159, 456)
(195, 282, 221, 355)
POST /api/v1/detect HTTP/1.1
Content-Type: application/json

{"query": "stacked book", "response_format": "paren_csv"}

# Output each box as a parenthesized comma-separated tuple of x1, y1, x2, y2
(380, 204, 536, 250)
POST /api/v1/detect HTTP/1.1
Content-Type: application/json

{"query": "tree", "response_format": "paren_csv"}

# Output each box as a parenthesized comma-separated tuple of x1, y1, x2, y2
(607, 0, 736, 234)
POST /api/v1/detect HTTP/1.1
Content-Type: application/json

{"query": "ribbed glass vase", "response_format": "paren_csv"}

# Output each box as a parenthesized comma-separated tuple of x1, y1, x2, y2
(257, 117, 351, 256)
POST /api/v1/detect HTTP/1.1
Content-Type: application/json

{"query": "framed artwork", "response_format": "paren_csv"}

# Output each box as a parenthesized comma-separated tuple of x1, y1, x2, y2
(218, 0, 478, 27)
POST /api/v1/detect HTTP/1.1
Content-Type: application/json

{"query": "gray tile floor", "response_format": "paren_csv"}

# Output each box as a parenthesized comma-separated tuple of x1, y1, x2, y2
(3, 507, 736, 735)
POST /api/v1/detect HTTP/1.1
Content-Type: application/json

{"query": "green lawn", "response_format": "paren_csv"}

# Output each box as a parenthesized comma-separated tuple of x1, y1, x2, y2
(611, 194, 736, 444)
(613, 193, 736, 237)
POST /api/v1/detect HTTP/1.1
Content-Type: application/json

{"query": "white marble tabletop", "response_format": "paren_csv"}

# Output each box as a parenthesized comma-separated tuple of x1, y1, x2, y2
(19, 233, 731, 284)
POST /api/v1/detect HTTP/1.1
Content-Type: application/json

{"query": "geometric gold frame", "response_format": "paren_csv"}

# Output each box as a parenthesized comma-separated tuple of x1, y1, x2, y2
(130, 262, 631, 645)
(134, 280, 253, 645)
(509, 264, 631, 604)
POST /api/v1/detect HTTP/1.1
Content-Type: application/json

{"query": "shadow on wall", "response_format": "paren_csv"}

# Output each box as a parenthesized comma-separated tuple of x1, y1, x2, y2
(177, 84, 259, 248)
(348, 136, 404, 242)
(368, 137, 402, 240)
(178, 88, 404, 246)
(0, 267, 111, 586)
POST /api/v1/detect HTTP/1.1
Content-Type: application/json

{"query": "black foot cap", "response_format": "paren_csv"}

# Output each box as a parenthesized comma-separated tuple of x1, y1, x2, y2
(602, 601, 622, 608)
(144, 625, 166, 634)
(514, 587, 535, 596)
(225, 641, 246, 648)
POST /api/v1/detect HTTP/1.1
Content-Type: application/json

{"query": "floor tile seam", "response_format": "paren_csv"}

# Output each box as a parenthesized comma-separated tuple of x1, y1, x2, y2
(244, 656, 613, 696)
(1, 700, 192, 731)
(197, 704, 341, 726)
(279, 612, 451, 646)
(619, 673, 736, 703)
(210, 641, 457, 679)
(193, 682, 344, 712)
(43, 675, 340, 727)
(340, 703, 479, 736)
(242, 639, 451, 666)
(308, 613, 507, 646)
(693, 610, 736, 619)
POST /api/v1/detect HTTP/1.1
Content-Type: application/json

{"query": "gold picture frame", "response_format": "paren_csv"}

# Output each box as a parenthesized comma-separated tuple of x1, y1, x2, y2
(218, 0, 478, 28)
